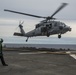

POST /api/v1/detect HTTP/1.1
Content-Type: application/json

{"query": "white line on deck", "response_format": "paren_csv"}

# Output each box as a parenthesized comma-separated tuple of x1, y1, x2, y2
(19, 52, 47, 55)
(19, 51, 76, 60)
(70, 54, 76, 60)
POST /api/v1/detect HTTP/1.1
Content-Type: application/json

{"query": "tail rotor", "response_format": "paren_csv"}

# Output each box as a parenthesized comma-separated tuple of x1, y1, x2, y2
(19, 20, 24, 27)
(15, 20, 24, 32)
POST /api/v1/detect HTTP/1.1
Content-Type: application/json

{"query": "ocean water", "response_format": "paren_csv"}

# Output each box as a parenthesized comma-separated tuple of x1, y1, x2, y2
(1, 36, 76, 50)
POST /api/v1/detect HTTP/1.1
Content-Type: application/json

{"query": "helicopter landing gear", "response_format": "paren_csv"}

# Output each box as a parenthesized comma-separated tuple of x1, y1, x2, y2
(47, 32, 50, 37)
(58, 34, 61, 39)
(26, 37, 29, 42)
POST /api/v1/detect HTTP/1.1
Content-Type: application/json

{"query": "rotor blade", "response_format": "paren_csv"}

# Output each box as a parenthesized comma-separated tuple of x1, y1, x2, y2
(19, 20, 21, 24)
(19, 20, 24, 25)
(50, 3, 68, 18)
(4, 9, 45, 18)
(21, 21, 24, 24)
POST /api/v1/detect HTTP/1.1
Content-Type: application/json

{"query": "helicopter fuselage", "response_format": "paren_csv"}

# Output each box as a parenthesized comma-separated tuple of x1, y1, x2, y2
(14, 20, 71, 42)
(23, 21, 71, 37)
(5, 3, 71, 42)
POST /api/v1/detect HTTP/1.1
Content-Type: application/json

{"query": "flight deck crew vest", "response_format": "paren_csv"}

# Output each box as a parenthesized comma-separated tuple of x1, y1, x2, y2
(0, 39, 3, 56)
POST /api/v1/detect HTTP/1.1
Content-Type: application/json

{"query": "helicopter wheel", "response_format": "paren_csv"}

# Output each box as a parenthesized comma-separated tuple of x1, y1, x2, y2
(26, 39, 28, 42)
(58, 34, 61, 39)
(47, 34, 50, 37)
(26, 37, 29, 42)
(46, 31, 50, 37)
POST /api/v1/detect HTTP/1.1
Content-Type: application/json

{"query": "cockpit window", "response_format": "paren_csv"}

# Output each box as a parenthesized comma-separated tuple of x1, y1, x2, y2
(60, 22, 66, 27)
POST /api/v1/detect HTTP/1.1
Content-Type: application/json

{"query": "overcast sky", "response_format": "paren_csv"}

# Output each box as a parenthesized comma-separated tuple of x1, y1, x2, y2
(0, 0, 76, 19)
(0, 0, 76, 37)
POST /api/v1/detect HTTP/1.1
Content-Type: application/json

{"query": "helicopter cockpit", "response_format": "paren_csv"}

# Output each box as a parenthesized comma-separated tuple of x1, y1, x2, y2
(60, 22, 66, 27)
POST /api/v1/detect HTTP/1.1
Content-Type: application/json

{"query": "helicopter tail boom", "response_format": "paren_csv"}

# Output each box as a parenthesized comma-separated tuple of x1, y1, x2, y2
(14, 32, 24, 36)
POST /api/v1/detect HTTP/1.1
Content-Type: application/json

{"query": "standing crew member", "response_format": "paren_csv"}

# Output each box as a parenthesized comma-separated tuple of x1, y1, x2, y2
(0, 38, 8, 66)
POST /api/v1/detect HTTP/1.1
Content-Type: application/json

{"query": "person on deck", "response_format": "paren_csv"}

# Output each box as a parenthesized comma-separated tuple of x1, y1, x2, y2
(0, 38, 8, 66)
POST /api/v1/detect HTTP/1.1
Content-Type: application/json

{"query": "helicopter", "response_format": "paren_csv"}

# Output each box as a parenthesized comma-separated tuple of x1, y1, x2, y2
(4, 3, 71, 42)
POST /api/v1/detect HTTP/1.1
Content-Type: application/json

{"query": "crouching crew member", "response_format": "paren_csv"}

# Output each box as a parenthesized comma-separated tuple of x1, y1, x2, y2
(0, 38, 8, 66)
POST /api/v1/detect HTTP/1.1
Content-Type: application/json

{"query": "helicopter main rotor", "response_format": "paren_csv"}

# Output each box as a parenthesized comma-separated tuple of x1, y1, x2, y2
(4, 3, 68, 21)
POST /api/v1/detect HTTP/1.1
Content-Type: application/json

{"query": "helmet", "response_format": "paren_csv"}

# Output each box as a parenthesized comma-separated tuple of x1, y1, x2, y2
(0, 38, 3, 43)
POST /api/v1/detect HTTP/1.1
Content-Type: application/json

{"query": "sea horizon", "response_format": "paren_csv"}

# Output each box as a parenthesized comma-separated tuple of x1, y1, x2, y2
(2, 36, 76, 44)
(1, 36, 76, 50)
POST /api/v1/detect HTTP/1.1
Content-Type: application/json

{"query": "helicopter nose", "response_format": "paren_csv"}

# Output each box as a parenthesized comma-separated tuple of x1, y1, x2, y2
(65, 26, 72, 31)
(67, 26, 71, 31)
(68, 27, 71, 31)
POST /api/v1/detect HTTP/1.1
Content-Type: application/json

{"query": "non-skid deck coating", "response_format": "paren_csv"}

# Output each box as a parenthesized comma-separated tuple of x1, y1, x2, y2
(0, 50, 76, 75)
